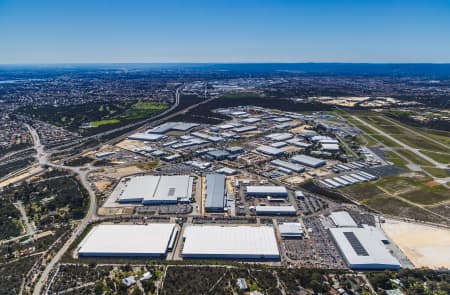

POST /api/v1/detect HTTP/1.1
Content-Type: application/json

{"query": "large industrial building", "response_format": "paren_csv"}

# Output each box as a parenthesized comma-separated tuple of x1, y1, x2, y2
(256, 145, 285, 156)
(148, 122, 199, 134)
(291, 154, 326, 168)
(181, 225, 280, 260)
(278, 222, 303, 239)
(255, 205, 297, 216)
(118, 175, 194, 205)
(329, 227, 401, 270)
(330, 211, 358, 227)
(78, 224, 176, 257)
(205, 173, 227, 213)
(265, 132, 293, 141)
(271, 159, 305, 173)
(128, 133, 167, 142)
(246, 185, 288, 197)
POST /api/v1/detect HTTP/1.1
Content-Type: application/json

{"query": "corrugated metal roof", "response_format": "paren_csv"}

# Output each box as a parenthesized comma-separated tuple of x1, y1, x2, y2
(255, 205, 296, 213)
(291, 154, 326, 167)
(182, 225, 279, 259)
(329, 227, 401, 269)
(271, 159, 305, 172)
(330, 211, 358, 227)
(128, 133, 166, 141)
(265, 132, 293, 141)
(205, 174, 226, 210)
(246, 186, 288, 195)
(78, 224, 176, 256)
(256, 145, 285, 156)
(148, 122, 199, 133)
(118, 175, 193, 204)
(279, 222, 303, 236)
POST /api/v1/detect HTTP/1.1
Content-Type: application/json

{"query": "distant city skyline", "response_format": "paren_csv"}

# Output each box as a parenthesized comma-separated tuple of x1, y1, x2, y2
(1, 0, 450, 64)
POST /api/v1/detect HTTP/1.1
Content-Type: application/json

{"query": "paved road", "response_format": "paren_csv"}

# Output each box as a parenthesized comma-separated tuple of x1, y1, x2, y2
(351, 115, 448, 169)
(49, 86, 182, 153)
(14, 201, 35, 236)
(32, 86, 216, 295)
(32, 161, 98, 295)
(29, 121, 99, 295)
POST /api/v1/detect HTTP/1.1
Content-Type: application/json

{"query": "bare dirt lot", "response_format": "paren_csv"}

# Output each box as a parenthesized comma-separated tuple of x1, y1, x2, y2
(381, 219, 450, 269)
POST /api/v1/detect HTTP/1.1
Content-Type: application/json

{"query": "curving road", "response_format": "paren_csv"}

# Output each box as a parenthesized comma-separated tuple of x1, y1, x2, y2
(32, 86, 217, 295)
(30, 121, 99, 295)
(49, 86, 182, 152)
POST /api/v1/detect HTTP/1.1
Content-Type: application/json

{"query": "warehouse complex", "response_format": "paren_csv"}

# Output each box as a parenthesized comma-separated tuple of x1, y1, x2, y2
(118, 175, 194, 205)
(78, 224, 176, 257)
(329, 227, 401, 270)
(182, 225, 280, 260)
(205, 173, 227, 212)
(87, 106, 412, 270)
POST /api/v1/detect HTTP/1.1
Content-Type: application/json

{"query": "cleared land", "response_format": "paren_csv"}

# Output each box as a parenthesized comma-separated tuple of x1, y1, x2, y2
(382, 219, 450, 269)
(341, 174, 449, 224)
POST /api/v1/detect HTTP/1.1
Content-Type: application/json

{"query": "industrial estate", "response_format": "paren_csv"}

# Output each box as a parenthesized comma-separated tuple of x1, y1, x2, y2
(72, 105, 408, 272)
(1, 65, 449, 295)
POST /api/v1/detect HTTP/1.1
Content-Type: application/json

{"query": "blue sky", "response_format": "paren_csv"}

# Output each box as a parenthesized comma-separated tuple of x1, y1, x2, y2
(1, 0, 450, 64)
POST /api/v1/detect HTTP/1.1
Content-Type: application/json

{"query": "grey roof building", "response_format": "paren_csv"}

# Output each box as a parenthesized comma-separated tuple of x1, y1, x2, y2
(206, 149, 230, 160)
(205, 174, 226, 212)
(291, 154, 326, 168)
(148, 122, 199, 134)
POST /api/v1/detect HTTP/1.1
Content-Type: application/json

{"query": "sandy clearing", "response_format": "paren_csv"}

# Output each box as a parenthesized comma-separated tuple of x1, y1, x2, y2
(381, 219, 450, 269)
(0, 166, 44, 188)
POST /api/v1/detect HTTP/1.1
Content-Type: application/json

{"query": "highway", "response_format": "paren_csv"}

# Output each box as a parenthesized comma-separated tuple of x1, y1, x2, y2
(31, 86, 217, 295)
(49, 86, 182, 152)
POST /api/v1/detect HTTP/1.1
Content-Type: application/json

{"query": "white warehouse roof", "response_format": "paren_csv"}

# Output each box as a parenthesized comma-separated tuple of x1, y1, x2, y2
(152, 175, 193, 204)
(265, 132, 293, 141)
(321, 143, 340, 151)
(279, 222, 303, 238)
(119, 176, 161, 203)
(256, 145, 285, 156)
(255, 205, 296, 215)
(148, 122, 199, 134)
(329, 227, 401, 270)
(246, 186, 288, 196)
(330, 211, 358, 227)
(271, 159, 305, 173)
(241, 117, 261, 123)
(118, 175, 193, 204)
(78, 224, 176, 257)
(291, 154, 326, 167)
(128, 133, 167, 141)
(182, 225, 280, 259)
